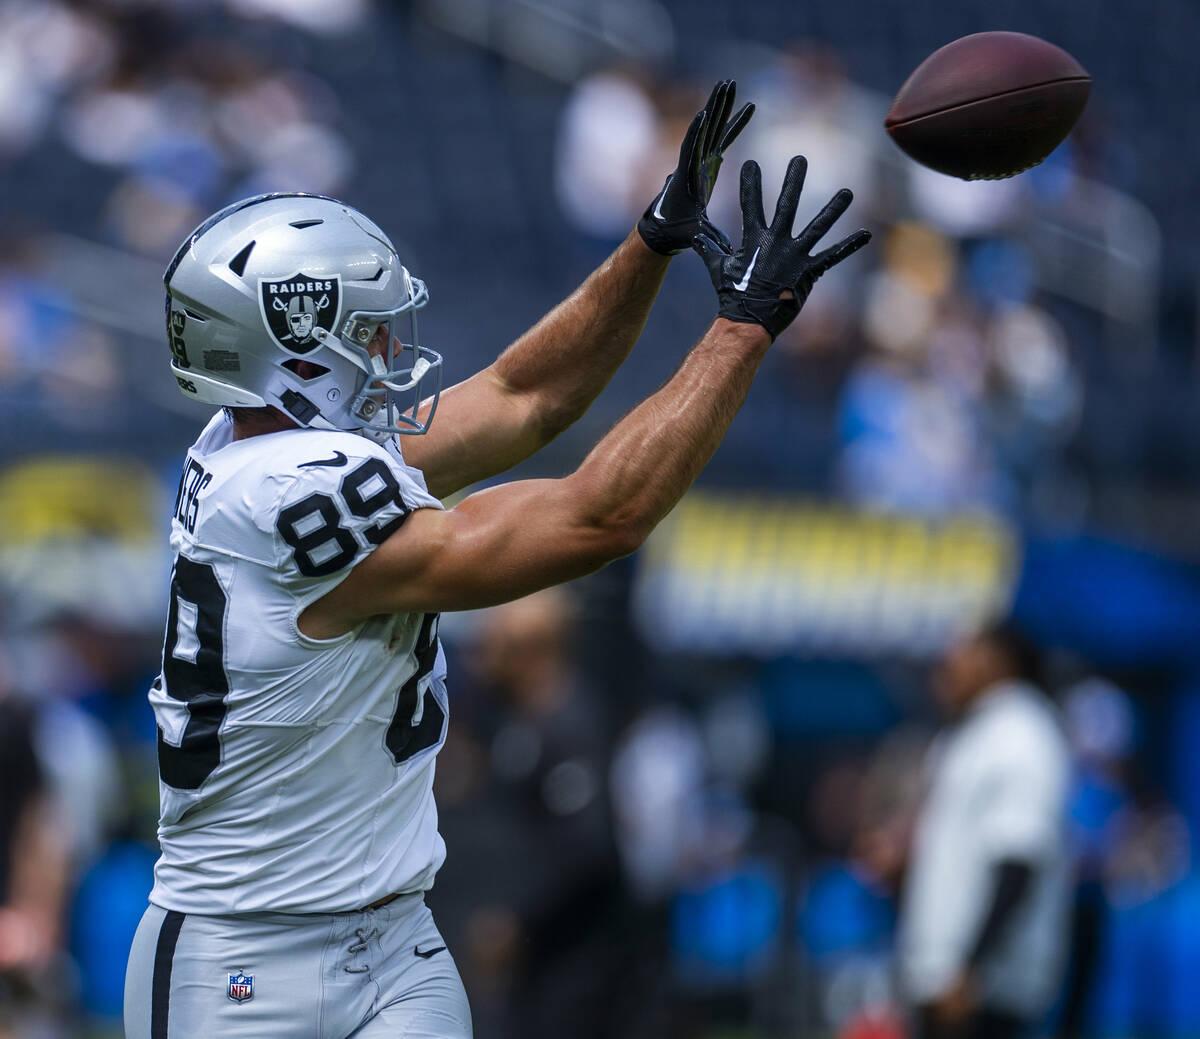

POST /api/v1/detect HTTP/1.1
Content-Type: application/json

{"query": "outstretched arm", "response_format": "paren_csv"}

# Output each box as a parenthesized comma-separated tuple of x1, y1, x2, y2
(401, 231, 669, 500)
(305, 317, 771, 631)
(403, 81, 753, 500)
(302, 156, 869, 635)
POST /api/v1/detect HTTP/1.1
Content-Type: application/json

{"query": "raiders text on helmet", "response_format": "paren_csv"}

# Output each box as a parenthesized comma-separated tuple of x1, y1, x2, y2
(163, 193, 441, 438)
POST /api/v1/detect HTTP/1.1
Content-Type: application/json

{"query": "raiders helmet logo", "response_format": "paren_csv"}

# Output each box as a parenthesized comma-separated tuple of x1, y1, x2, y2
(259, 273, 341, 354)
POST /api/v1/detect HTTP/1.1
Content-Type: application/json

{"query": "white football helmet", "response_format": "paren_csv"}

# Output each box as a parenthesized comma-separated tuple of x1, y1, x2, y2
(163, 193, 441, 438)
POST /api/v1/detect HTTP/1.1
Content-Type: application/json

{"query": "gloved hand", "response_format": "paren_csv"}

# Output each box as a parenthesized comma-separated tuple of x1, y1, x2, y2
(637, 79, 754, 256)
(693, 156, 871, 340)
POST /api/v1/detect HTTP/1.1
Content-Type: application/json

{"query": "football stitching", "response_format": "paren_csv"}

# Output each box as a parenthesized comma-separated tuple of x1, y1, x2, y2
(885, 75, 1091, 129)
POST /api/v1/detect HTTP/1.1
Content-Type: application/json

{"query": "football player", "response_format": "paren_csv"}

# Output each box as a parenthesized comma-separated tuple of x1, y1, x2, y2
(124, 81, 869, 1038)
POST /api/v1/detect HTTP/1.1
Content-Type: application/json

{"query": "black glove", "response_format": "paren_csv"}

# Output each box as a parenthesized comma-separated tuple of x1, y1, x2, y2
(694, 157, 871, 339)
(637, 79, 754, 256)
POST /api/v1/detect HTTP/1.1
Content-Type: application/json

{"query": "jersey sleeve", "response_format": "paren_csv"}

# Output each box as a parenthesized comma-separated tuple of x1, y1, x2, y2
(261, 439, 438, 596)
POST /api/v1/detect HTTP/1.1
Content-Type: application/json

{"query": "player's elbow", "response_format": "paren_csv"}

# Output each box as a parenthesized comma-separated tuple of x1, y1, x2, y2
(533, 390, 588, 445)
(579, 509, 652, 565)
(605, 517, 651, 561)
(490, 370, 584, 448)
(556, 475, 654, 566)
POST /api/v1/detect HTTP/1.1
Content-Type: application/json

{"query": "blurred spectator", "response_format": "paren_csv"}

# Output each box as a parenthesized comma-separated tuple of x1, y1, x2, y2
(0, 689, 72, 1038)
(224, 0, 371, 35)
(897, 623, 1071, 1039)
(714, 43, 883, 232)
(433, 588, 618, 1039)
(837, 222, 997, 514)
(1058, 678, 1136, 1037)
(555, 65, 661, 242)
(0, 0, 113, 157)
(58, 24, 354, 258)
(904, 167, 1028, 239)
(1086, 794, 1195, 1039)
(837, 220, 1081, 517)
(611, 704, 708, 902)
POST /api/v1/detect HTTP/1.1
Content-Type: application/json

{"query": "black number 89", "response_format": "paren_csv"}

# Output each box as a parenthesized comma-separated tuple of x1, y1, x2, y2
(277, 458, 409, 577)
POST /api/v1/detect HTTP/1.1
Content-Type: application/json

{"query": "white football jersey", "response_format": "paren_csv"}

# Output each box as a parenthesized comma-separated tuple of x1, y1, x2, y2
(149, 411, 448, 914)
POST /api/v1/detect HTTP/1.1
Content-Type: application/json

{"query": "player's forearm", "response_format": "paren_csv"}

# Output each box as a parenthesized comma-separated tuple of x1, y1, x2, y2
(567, 317, 770, 548)
(490, 230, 670, 440)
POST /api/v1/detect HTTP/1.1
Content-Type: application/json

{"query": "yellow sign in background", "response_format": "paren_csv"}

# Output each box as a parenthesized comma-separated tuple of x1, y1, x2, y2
(634, 493, 1020, 657)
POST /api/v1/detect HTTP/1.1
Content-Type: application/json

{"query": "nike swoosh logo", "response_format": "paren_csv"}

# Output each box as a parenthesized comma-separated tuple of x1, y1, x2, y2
(299, 451, 348, 469)
(733, 248, 760, 292)
(414, 945, 446, 959)
(652, 176, 672, 220)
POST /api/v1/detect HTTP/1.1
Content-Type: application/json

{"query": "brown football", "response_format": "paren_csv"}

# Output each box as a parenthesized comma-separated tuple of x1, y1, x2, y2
(885, 31, 1091, 180)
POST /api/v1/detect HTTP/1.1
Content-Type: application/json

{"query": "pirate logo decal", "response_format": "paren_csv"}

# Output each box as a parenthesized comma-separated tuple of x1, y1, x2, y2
(259, 273, 340, 354)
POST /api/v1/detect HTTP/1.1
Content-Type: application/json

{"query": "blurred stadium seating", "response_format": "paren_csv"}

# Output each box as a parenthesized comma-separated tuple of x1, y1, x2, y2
(1, 1, 1200, 1036)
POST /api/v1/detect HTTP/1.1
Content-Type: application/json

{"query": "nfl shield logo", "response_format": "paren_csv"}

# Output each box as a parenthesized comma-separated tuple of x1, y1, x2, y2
(227, 970, 254, 1003)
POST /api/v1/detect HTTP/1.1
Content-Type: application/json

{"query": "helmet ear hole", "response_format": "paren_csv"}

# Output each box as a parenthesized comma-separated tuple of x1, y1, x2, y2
(282, 359, 330, 381)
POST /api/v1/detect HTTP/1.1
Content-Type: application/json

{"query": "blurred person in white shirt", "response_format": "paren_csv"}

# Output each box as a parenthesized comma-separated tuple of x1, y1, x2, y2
(555, 66, 661, 242)
(898, 623, 1071, 1039)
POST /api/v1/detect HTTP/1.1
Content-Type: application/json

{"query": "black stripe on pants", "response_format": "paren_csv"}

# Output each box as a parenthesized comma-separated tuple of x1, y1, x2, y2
(151, 910, 186, 1039)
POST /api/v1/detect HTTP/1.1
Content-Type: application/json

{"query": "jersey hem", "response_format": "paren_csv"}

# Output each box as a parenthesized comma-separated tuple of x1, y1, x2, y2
(147, 887, 433, 918)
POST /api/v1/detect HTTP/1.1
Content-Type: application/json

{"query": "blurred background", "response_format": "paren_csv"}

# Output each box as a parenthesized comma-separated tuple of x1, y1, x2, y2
(0, 0, 1198, 1036)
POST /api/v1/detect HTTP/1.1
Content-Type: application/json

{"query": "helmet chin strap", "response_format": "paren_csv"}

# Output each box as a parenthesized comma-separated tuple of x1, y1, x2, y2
(300, 401, 392, 443)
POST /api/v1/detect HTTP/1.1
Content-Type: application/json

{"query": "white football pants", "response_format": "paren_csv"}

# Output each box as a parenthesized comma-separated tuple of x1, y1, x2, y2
(124, 893, 471, 1037)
